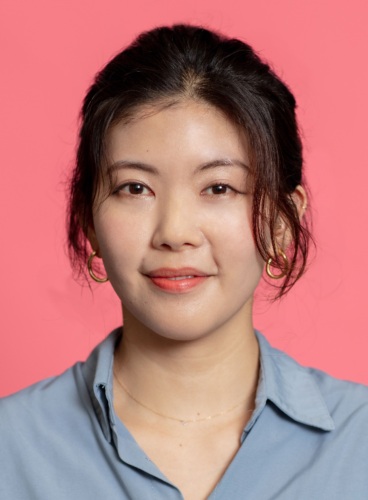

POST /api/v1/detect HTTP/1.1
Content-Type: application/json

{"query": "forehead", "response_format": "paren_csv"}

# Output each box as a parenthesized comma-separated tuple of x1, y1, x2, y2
(106, 99, 250, 171)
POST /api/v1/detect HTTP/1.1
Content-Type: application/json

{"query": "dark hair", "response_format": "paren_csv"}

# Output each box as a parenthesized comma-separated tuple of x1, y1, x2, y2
(68, 24, 311, 298)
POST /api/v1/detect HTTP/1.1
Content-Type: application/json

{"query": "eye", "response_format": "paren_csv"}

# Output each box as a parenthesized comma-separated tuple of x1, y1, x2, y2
(203, 184, 234, 195)
(115, 182, 152, 196)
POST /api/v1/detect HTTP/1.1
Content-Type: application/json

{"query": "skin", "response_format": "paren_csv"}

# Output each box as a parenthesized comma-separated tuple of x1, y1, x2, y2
(88, 99, 307, 499)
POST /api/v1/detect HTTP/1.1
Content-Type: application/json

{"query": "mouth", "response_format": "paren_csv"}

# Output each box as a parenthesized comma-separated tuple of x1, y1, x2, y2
(164, 275, 195, 280)
(145, 268, 209, 293)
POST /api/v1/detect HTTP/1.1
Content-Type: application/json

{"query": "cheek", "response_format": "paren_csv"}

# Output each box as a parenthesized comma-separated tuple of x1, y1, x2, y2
(93, 209, 148, 274)
(212, 205, 264, 276)
(209, 201, 254, 249)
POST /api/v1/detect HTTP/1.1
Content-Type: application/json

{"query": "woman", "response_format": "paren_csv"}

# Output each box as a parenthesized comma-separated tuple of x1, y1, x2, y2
(1, 25, 367, 500)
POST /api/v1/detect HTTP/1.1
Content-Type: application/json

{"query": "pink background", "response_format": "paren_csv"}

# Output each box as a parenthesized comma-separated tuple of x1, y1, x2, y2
(1, 0, 367, 396)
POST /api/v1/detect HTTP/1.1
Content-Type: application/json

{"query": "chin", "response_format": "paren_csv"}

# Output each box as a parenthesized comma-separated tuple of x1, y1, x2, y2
(146, 308, 248, 344)
(155, 325, 215, 343)
(148, 317, 217, 342)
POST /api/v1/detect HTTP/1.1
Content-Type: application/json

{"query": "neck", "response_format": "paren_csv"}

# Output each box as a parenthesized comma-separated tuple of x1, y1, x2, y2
(114, 308, 260, 421)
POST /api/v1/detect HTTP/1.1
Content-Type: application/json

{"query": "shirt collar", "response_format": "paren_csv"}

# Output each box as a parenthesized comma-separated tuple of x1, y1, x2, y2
(82, 328, 335, 442)
(253, 330, 335, 432)
(82, 328, 122, 442)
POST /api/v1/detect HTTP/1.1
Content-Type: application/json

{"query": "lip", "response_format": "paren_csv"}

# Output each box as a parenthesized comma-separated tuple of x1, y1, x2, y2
(146, 267, 208, 278)
(145, 268, 209, 293)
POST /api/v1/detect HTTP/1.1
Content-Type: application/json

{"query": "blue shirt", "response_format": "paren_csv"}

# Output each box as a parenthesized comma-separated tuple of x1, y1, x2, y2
(1, 329, 367, 499)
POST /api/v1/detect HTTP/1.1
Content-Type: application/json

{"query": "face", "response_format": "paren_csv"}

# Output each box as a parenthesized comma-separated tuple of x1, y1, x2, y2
(90, 100, 265, 342)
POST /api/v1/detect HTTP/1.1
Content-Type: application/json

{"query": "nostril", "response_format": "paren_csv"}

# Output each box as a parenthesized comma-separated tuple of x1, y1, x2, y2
(160, 243, 173, 250)
(151, 216, 204, 251)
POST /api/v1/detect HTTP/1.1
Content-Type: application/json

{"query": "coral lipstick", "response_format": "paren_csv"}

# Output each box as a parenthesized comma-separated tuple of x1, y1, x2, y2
(149, 276, 207, 292)
(146, 268, 208, 293)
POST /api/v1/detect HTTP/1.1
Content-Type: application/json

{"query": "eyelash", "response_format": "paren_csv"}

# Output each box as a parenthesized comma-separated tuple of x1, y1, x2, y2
(113, 182, 152, 196)
(202, 183, 236, 196)
(113, 182, 241, 197)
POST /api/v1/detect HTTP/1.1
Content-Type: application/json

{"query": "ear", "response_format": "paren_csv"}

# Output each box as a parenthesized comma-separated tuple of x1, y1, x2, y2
(291, 185, 308, 220)
(275, 185, 308, 249)
(86, 223, 101, 257)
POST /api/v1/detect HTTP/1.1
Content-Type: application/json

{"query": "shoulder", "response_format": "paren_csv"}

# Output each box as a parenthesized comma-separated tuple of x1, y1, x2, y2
(0, 363, 88, 441)
(279, 346, 368, 451)
(0, 363, 97, 490)
(257, 331, 368, 438)
(307, 364, 368, 427)
(0, 356, 118, 499)
(0, 329, 120, 428)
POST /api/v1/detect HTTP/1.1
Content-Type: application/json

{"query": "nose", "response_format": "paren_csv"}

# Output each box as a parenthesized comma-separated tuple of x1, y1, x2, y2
(151, 195, 204, 251)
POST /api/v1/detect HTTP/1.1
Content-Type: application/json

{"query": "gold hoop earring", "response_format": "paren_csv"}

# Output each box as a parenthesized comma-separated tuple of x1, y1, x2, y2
(87, 251, 109, 283)
(266, 249, 289, 280)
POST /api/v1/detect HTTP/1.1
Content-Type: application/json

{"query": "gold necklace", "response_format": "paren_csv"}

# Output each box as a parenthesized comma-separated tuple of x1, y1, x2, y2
(114, 371, 254, 425)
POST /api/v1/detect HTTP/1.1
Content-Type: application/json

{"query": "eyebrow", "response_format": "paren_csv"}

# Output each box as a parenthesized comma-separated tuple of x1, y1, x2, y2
(107, 158, 249, 175)
(196, 158, 249, 173)
(108, 160, 160, 174)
